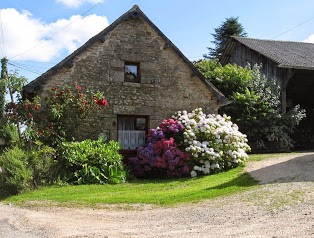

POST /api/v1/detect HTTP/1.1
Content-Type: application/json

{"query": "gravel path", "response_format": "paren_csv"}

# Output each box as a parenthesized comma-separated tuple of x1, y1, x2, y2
(1, 152, 314, 238)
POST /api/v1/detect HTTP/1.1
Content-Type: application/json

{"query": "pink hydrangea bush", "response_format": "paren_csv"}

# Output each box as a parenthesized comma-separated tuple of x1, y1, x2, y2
(129, 108, 250, 178)
(128, 120, 190, 178)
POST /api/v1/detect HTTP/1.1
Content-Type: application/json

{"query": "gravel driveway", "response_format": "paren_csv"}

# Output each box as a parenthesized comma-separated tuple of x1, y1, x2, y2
(1, 152, 314, 238)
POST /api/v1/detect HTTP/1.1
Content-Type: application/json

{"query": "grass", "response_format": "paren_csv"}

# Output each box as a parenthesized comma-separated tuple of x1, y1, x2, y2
(2, 152, 298, 207)
(247, 152, 300, 162)
(3, 165, 257, 207)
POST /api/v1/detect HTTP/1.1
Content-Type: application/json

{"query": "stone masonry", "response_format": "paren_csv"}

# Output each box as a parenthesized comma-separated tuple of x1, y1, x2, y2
(24, 6, 225, 142)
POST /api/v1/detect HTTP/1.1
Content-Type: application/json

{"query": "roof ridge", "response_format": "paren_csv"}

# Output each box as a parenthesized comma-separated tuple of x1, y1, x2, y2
(131, 5, 140, 10)
(220, 36, 314, 70)
(233, 36, 314, 45)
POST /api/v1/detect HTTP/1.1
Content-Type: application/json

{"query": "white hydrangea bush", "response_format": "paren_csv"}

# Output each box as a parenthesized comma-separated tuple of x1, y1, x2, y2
(172, 108, 250, 177)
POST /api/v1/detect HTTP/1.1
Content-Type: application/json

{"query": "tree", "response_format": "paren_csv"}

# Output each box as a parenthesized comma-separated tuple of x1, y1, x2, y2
(204, 17, 247, 59)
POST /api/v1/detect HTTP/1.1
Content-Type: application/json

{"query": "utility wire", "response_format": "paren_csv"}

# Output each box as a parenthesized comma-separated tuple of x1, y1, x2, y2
(11, 60, 58, 65)
(272, 16, 314, 39)
(9, 2, 102, 60)
(10, 61, 50, 69)
(9, 61, 43, 74)
(0, 9, 6, 57)
(10, 61, 46, 73)
(8, 62, 42, 75)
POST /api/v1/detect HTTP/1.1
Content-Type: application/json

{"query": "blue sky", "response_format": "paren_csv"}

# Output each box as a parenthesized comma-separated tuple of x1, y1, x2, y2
(1, 0, 314, 82)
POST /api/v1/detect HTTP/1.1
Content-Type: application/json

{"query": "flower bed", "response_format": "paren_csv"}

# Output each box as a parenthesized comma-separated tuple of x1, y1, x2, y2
(129, 108, 250, 178)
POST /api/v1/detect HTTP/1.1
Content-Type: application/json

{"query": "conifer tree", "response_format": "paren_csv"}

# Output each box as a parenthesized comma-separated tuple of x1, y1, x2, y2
(204, 17, 247, 59)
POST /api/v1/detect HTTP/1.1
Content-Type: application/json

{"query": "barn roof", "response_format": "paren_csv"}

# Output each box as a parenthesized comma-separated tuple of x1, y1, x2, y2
(23, 5, 229, 106)
(221, 37, 314, 70)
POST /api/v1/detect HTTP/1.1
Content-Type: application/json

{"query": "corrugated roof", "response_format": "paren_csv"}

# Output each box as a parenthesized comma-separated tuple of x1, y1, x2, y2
(232, 37, 314, 70)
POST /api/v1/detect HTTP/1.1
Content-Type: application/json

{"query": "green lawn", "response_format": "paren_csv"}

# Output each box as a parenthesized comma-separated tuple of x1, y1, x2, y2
(248, 152, 300, 161)
(3, 166, 256, 207)
(2, 153, 295, 207)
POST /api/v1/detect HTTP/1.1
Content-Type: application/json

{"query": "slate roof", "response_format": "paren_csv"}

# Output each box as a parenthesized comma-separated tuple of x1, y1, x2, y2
(23, 5, 229, 106)
(221, 37, 314, 70)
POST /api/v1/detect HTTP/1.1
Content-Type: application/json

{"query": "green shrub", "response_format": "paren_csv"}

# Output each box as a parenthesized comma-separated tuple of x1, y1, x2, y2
(27, 141, 56, 187)
(0, 147, 32, 195)
(195, 60, 306, 149)
(0, 123, 19, 152)
(58, 140, 126, 184)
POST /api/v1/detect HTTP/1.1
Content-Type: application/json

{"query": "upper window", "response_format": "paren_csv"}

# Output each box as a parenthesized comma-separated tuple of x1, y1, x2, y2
(125, 62, 140, 82)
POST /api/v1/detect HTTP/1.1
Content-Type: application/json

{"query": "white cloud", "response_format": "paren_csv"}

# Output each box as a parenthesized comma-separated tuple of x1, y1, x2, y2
(304, 35, 314, 43)
(0, 8, 109, 62)
(56, 0, 104, 8)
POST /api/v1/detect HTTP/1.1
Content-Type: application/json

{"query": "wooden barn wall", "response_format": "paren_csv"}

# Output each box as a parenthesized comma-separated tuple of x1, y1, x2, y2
(229, 42, 283, 80)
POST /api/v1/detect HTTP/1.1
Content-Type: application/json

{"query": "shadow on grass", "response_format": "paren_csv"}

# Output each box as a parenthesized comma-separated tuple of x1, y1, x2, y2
(209, 172, 258, 190)
(0, 191, 12, 201)
(248, 153, 314, 184)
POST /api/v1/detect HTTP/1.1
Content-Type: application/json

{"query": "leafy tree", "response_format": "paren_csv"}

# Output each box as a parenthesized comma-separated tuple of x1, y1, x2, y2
(0, 60, 27, 143)
(1, 70, 27, 141)
(195, 60, 306, 149)
(204, 17, 247, 59)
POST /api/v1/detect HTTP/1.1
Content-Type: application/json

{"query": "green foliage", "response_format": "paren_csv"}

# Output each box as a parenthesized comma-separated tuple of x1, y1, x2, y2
(1, 68, 28, 140)
(195, 60, 306, 148)
(0, 123, 19, 144)
(204, 17, 247, 59)
(27, 141, 57, 188)
(0, 147, 32, 195)
(4, 165, 257, 206)
(4, 69, 28, 95)
(197, 60, 252, 96)
(246, 66, 306, 147)
(0, 141, 57, 195)
(6, 83, 107, 146)
(58, 140, 126, 185)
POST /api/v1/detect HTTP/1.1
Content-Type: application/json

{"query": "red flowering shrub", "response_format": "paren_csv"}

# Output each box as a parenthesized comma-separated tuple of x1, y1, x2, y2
(5, 96, 41, 126)
(128, 119, 190, 178)
(6, 83, 107, 145)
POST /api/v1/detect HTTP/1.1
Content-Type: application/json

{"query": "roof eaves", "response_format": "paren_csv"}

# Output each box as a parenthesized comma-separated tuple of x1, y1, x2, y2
(278, 64, 314, 70)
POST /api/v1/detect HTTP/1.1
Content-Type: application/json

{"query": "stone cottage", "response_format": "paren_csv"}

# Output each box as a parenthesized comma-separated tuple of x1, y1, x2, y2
(23, 5, 228, 155)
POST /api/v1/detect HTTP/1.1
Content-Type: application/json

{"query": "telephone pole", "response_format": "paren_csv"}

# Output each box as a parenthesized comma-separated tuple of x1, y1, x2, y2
(0, 57, 6, 122)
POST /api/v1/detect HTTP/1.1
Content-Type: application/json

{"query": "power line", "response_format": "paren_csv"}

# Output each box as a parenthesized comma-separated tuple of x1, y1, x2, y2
(10, 61, 50, 70)
(8, 62, 42, 75)
(9, 2, 102, 60)
(272, 16, 314, 39)
(11, 60, 58, 65)
(0, 10, 6, 57)
(9, 61, 43, 74)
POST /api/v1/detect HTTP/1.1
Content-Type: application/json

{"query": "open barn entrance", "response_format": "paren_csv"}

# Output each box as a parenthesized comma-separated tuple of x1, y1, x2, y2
(286, 69, 314, 150)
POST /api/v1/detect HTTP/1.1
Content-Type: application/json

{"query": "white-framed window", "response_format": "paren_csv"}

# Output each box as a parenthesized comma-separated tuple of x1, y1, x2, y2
(118, 115, 148, 150)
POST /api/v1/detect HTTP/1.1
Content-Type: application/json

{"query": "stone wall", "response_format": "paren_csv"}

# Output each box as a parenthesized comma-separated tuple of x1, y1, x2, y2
(39, 17, 220, 141)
